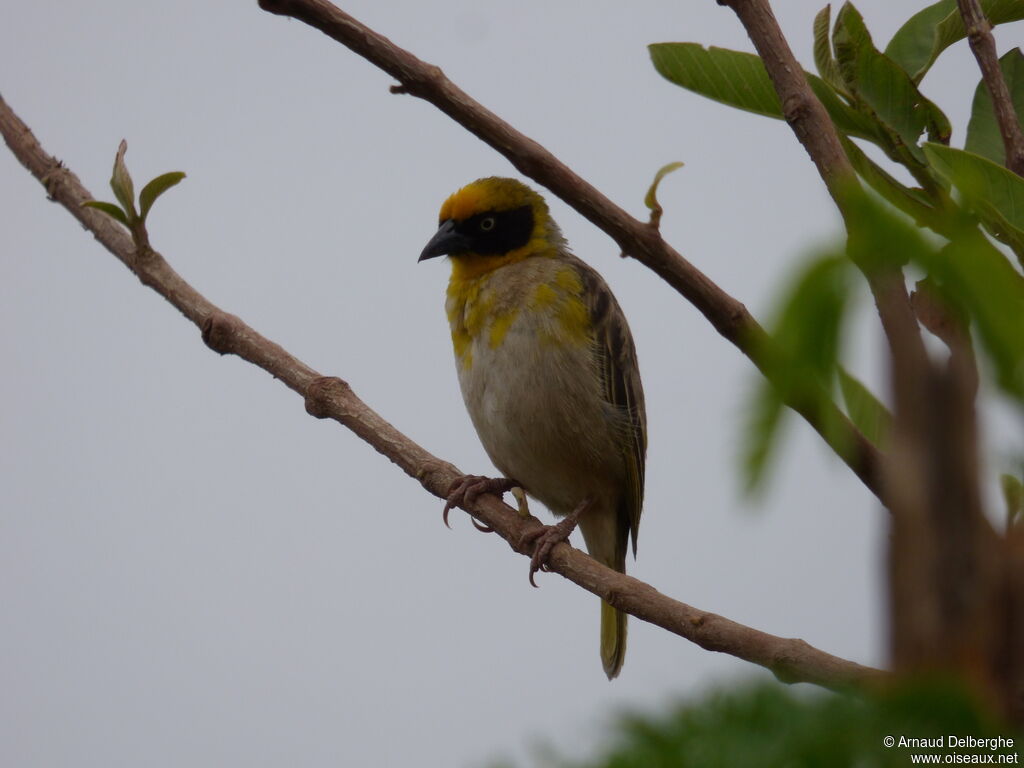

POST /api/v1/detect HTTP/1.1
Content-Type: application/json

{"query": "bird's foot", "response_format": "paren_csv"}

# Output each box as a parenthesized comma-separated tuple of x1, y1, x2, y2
(519, 498, 590, 588)
(443, 475, 520, 531)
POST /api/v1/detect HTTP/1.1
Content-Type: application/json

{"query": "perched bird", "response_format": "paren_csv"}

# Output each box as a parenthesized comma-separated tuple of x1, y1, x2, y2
(418, 177, 647, 679)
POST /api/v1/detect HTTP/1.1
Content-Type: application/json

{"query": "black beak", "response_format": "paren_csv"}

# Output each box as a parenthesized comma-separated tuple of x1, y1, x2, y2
(419, 219, 470, 262)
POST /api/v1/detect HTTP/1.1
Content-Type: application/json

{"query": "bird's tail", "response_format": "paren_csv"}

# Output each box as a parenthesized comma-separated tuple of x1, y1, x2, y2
(600, 599, 627, 679)
(579, 505, 630, 679)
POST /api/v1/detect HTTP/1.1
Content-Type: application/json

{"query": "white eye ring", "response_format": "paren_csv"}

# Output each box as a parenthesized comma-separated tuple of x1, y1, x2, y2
(479, 216, 496, 231)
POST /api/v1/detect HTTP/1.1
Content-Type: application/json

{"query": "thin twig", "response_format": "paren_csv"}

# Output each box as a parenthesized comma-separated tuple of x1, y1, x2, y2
(255, 0, 886, 504)
(957, 0, 1024, 175)
(0, 92, 884, 691)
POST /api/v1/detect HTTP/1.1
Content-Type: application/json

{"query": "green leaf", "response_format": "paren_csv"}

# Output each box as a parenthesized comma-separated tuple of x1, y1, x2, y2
(839, 135, 942, 230)
(885, 0, 1024, 84)
(965, 48, 1024, 166)
(644, 160, 683, 230)
(837, 367, 891, 448)
(742, 379, 787, 495)
(813, 5, 844, 91)
(110, 139, 137, 221)
(847, 188, 1024, 398)
(139, 171, 186, 222)
(932, 234, 1024, 397)
(742, 254, 853, 492)
(776, 256, 852, 374)
(644, 161, 683, 211)
(649, 43, 781, 117)
(648, 43, 878, 141)
(885, 0, 957, 81)
(923, 142, 1024, 260)
(81, 200, 129, 226)
(1002, 473, 1023, 527)
(833, 3, 951, 164)
(846, 188, 929, 273)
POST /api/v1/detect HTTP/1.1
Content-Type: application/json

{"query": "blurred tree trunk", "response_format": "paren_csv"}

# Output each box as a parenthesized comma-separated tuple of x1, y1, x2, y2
(887, 287, 1023, 722)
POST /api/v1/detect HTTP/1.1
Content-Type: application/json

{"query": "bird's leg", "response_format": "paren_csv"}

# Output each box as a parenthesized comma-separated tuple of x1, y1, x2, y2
(510, 486, 530, 518)
(519, 496, 592, 588)
(443, 475, 521, 532)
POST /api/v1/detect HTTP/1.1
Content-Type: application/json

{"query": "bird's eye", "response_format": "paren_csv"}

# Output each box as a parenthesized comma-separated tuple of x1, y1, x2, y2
(479, 216, 496, 232)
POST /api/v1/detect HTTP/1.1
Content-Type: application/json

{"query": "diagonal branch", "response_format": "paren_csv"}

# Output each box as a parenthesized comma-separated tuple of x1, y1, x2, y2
(713, 1, 1007, 710)
(956, 0, 1024, 175)
(717, 0, 930, 482)
(715, 0, 856, 200)
(0, 92, 884, 692)
(255, 0, 886, 504)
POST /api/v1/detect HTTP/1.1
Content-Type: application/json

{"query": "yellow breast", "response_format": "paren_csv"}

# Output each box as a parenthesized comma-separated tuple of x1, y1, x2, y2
(444, 259, 590, 371)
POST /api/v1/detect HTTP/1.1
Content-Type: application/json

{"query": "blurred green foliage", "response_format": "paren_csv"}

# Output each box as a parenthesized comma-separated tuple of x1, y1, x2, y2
(549, 681, 1022, 768)
(650, 0, 1024, 493)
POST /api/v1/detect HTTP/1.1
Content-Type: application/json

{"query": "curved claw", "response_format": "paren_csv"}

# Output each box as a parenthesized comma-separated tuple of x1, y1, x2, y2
(441, 474, 518, 530)
(519, 526, 552, 588)
(471, 517, 495, 533)
(518, 498, 590, 587)
(442, 475, 476, 529)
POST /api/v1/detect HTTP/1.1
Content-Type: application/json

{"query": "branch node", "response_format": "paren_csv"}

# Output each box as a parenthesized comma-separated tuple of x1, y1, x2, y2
(415, 459, 460, 494)
(728, 305, 748, 329)
(964, 20, 990, 43)
(389, 83, 410, 95)
(770, 640, 814, 684)
(304, 375, 350, 419)
(40, 158, 65, 200)
(781, 93, 811, 127)
(201, 310, 244, 356)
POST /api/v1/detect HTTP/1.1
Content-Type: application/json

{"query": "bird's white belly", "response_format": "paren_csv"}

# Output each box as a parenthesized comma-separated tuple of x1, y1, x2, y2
(456, 319, 622, 516)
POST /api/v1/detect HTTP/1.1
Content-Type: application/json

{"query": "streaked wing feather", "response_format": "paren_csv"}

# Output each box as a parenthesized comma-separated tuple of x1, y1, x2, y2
(571, 256, 647, 556)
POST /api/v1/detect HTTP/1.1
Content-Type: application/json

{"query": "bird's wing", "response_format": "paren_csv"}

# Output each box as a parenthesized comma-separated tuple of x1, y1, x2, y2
(571, 255, 647, 556)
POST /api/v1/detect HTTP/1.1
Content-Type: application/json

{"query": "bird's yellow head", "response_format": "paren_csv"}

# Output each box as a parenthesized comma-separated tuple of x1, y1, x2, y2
(418, 177, 563, 280)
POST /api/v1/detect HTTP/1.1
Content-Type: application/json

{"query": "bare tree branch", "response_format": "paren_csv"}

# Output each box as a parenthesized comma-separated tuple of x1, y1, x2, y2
(957, 0, 1024, 175)
(0, 93, 885, 691)
(255, 0, 886, 504)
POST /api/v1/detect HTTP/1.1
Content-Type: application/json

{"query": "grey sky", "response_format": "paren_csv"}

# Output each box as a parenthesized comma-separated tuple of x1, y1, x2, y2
(2, 2, 1018, 766)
